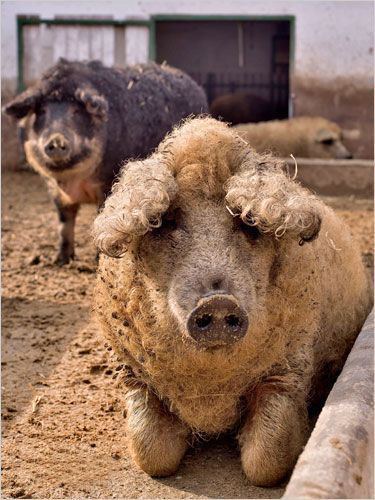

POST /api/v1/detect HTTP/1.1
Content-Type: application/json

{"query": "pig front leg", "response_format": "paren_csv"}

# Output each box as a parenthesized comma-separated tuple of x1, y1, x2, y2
(238, 385, 308, 486)
(125, 385, 190, 477)
(54, 200, 79, 265)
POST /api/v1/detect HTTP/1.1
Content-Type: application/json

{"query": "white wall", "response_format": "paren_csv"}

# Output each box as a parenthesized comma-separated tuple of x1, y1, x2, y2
(1, 0, 374, 91)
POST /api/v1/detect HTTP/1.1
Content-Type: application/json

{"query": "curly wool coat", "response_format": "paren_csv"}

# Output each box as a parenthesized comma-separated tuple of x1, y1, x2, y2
(93, 117, 371, 437)
(233, 116, 352, 159)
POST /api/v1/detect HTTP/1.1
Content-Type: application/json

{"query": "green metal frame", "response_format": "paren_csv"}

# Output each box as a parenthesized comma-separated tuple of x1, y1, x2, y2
(16, 15, 151, 92)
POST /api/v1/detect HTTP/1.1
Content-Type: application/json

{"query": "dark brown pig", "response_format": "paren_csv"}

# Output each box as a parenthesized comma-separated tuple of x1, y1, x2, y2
(4, 59, 208, 264)
(210, 92, 274, 124)
(93, 117, 372, 485)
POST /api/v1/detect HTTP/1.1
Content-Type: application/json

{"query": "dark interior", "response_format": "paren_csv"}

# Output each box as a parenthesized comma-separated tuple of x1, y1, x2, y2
(156, 20, 290, 119)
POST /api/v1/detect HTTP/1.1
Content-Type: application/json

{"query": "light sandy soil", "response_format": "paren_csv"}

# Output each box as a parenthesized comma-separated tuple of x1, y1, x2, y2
(2, 171, 373, 499)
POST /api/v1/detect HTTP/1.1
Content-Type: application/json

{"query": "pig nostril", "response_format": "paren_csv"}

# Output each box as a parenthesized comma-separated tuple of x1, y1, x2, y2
(195, 314, 212, 329)
(225, 314, 241, 329)
(187, 296, 248, 344)
(45, 139, 69, 157)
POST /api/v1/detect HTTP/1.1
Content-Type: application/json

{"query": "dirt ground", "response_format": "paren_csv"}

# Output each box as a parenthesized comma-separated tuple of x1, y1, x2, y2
(2, 171, 373, 499)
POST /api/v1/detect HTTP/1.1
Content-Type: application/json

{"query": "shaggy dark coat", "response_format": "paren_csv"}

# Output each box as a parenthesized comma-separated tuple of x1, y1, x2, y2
(6, 58, 208, 193)
(4, 59, 208, 263)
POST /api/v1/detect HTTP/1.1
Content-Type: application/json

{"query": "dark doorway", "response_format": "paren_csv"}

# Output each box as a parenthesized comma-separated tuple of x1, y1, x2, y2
(155, 20, 291, 123)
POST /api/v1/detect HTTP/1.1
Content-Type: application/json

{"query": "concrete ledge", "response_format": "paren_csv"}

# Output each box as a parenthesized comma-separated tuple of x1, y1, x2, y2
(284, 158, 374, 198)
(283, 310, 374, 499)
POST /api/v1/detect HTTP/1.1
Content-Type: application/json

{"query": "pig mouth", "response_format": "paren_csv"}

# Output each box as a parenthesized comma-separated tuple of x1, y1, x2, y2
(45, 148, 92, 171)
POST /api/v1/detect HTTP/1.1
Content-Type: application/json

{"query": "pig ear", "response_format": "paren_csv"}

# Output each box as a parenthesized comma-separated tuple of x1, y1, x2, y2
(3, 87, 42, 120)
(93, 154, 178, 258)
(342, 128, 361, 141)
(75, 87, 108, 121)
(225, 156, 322, 245)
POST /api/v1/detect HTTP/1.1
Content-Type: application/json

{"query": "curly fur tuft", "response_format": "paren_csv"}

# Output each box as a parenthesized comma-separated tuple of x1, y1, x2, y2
(225, 162, 322, 243)
(93, 155, 178, 257)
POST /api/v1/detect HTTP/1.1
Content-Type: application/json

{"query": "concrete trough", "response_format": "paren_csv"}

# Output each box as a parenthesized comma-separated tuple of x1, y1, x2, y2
(283, 310, 374, 499)
(285, 158, 374, 198)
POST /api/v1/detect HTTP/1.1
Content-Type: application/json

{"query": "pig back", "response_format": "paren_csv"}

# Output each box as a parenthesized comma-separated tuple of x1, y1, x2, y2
(96, 62, 208, 184)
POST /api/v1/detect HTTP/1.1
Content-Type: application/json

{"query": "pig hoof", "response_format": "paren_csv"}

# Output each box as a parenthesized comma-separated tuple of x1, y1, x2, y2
(240, 427, 303, 486)
(132, 449, 185, 477)
(126, 388, 189, 477)
(127, 419, 189, 477)
(241, 453, 288, 487)
(54, 253, 74, 266)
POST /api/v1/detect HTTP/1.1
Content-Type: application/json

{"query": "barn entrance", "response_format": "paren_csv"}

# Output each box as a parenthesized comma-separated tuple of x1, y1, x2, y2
(155, 19, 291, 123)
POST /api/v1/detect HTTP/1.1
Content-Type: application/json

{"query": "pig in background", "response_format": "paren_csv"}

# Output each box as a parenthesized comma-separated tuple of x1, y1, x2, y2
(210, 92, 274, 124)
(233, 116, 356, 159)
(93, 117, 372, 486)
(3, 58, 208, 264)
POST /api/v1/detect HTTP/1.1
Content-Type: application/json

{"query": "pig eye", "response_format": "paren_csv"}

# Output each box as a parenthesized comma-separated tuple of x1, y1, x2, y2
(241, 222, 261, 240)
(161, 210, 180, 231)
(321, 138, 334, 146)
(73, 106, 86, 116)
(155, 208, 183, 233)
(35, 107, 46, 119)
(234, 218, 260, 241)
(34, 108, 47, 131)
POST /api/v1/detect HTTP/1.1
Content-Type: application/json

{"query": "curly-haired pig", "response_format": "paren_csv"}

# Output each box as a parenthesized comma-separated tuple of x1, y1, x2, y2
(4, 59, 208, 264)
(233, 116, 354, 159)
(92, 117, 372, 486)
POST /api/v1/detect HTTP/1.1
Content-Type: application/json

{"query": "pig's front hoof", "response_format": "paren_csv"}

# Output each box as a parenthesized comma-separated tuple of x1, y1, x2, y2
(127, 417, 189, 477)
(240, 428, 299, 485)
(241, 451, 289, 487)
(132, 449, 184, 478)
(54, 252, 74, 266)
(125, 387, 190, 477)
(239, 423, 304, 486)
(238, 393, 307, 486)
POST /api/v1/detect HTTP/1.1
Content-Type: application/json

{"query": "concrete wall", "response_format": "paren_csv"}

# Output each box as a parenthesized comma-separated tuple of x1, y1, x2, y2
(2, 0, 374, 163)
(2, 1, 373, 89)
(284, 310, 374, 499)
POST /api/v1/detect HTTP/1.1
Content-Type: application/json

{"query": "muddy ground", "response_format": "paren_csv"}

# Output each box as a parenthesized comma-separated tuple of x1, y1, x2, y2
(2, 171, 373, 499)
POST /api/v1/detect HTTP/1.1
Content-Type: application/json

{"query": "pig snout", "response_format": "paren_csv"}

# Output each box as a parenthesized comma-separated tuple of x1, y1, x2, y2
(44, 133, 70, 161)
(334, 142, 353, 160)
(186, 294, 249, 346)
(336, 149, 353, 160)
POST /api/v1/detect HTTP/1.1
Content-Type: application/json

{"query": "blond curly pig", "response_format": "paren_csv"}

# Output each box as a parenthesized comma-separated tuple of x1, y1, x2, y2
(93, 117, 372, 486)
(233, 116, 353, 159)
